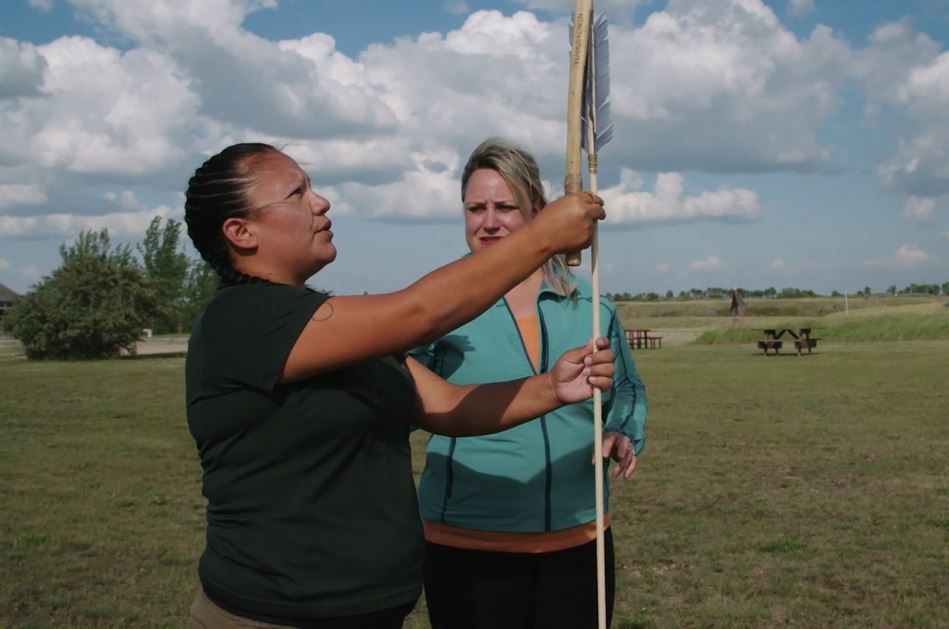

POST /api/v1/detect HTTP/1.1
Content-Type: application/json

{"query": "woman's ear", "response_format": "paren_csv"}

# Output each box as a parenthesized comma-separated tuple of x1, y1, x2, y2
(531, 201, 544, 218)
(221, 217, 258, 252)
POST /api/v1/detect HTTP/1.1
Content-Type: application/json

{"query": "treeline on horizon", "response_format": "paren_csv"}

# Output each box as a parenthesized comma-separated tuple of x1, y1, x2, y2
(606, 283, 949, 302)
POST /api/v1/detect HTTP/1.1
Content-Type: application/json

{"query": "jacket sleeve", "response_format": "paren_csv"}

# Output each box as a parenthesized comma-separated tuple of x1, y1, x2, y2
(601, 306, 648, 454)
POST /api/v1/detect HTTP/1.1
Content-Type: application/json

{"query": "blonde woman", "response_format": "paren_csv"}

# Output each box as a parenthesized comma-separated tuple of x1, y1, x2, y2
(411, 138, 648, 629)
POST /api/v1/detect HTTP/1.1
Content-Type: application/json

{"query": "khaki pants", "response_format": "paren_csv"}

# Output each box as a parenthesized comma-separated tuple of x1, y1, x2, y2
(188, 589, 295, 629)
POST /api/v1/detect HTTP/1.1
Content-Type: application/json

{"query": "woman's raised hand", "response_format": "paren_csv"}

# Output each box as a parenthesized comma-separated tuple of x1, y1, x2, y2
(547, 336, 614, 405)
(532, 192, 605, 254)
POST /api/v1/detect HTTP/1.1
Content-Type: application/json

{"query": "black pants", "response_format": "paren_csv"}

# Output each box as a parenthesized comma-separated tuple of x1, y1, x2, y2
(423, 530, 615, 629)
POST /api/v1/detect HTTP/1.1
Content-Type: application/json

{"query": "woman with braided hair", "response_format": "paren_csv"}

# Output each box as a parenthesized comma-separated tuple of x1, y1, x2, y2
(182, 142, 610, 628)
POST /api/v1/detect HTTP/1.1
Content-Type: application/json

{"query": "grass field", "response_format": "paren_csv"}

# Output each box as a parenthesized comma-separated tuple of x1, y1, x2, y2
(1, 307, 948, 627)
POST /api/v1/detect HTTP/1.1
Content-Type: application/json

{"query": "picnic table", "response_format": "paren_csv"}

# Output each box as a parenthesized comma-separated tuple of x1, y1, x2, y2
(625, 328, 663, 349)
(757, 328, 820, 355)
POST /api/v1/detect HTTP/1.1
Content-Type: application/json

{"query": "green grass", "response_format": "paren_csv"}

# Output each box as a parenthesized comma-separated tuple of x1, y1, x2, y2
(611, 341, 949, 628)
(695, 312, 949, 344)
(1, 339, 948, 627)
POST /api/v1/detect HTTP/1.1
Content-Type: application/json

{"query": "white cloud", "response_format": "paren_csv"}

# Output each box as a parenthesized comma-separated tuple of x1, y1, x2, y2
(69, 0, 278, 43)
(770, 258, 786, 270)
(68, 0, 396, 140)
(0, 184, 47, 209)
(599, 169, 761, 226)
(338, 155, 460, 220)
(511, 0, 641, 11)
(656, 262, 671, 273)
(0, 207, 180, 238)
(865, 244, 931, 269)
(0, 37, 47, 99)
(21, 265, 41, 279)
(103, 189, 148, 212)
(29, 0, 54, 11)
(899, 50, 949, 110)
(0, 1, 858, 212)
(861, 28, 949, 198)
(690, 254, 723, 271)
(0, 0, 945, 242)
(15, 36, 202, 175)
(939, 231, 949, 243)
(901, 195, 942, 222)
(0, 259, 9, 270)
(603, 1, 848, 172)
(445, 0, 470, 15)
(788, 0, 815, 17)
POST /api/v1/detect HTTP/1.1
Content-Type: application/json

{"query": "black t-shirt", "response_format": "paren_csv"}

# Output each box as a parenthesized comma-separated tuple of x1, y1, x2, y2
(186, 283, 423, 620)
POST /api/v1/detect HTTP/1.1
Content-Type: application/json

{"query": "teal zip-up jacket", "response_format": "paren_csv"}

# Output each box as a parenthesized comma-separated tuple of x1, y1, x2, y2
(410, 277, 647, 533)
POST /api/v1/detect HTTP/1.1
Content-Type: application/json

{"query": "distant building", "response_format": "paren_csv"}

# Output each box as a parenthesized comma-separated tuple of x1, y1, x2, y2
(0, 283, 20, 335)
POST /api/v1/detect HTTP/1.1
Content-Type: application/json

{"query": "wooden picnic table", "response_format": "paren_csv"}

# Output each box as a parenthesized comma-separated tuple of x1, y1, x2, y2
(626, 328, 663, 349)
(758, 328, 820, 355)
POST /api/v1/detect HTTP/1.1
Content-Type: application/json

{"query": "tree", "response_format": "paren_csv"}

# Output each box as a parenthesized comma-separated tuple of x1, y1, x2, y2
(179, 258, 220, 331)
(887, 285, 898, 296)
(7, 230, 158, 359)
(138, 216, 189, 333)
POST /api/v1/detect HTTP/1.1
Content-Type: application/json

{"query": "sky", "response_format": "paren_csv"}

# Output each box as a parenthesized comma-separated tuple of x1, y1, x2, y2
(1, 0, 948, 297)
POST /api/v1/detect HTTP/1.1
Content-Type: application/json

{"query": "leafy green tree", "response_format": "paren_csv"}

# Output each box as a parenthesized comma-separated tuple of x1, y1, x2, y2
(7, 230, 158, 359)
(179, 258, 220, 331)
(138, 216, 189, 333)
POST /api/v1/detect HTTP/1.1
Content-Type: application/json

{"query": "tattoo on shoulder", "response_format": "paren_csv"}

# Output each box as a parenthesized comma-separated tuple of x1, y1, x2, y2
(311, 302, 335, 322)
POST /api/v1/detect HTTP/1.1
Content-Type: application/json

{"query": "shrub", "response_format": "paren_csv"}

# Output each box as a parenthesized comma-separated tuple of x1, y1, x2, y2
(7, 230, 158, 359)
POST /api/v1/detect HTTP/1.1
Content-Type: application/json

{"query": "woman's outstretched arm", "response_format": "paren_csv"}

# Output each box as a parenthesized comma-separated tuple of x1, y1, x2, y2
(281, 194, 604, 381)
(406, 338, 614, 436)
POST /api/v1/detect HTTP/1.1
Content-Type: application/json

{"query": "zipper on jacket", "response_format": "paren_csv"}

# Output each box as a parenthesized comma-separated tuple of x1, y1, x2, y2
(501, 300, 539, 376)
(537, 305, 553, 532)
(440, 436, 457, 523)
(431, 339, 457, 523)
(502, 298, 553, 530)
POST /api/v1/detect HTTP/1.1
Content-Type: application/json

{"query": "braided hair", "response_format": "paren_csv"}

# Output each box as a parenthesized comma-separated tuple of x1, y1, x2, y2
(184, 143, 277, 286)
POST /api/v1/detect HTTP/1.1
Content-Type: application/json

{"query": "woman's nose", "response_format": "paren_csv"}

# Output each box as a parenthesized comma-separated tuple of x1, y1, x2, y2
(308, 191, 330, 215)
(483, 207, 500, 229)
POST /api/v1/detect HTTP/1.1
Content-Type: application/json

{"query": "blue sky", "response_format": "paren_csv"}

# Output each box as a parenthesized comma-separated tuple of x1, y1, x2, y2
(1, 0, 947, 296)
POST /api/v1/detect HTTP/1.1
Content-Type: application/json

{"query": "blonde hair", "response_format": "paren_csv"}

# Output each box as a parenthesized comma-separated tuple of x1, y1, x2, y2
(461, 138, 574, 297)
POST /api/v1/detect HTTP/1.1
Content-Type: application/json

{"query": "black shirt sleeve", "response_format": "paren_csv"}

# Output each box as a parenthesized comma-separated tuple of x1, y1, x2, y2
(188, 283, 329, 402)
